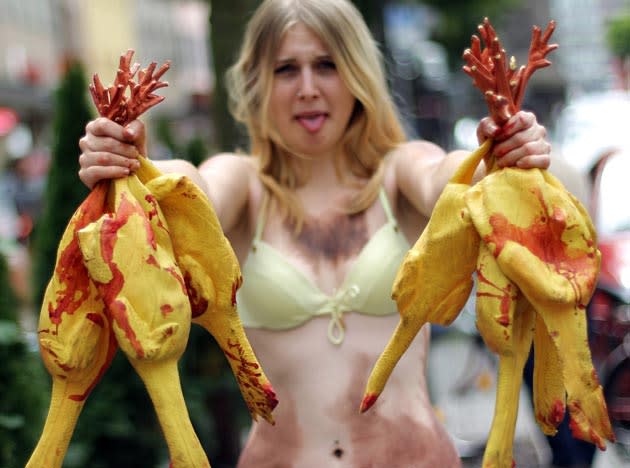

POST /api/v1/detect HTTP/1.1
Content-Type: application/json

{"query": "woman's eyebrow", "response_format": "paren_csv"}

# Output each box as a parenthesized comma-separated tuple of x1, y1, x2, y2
(275, 52, 332, 64)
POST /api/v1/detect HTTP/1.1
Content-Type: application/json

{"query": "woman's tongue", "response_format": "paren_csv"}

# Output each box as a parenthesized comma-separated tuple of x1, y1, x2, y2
(297, 114, 326, 133)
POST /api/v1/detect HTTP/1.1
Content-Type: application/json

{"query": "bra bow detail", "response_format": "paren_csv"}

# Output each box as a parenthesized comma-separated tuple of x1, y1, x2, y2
(316, 284, 360, 345)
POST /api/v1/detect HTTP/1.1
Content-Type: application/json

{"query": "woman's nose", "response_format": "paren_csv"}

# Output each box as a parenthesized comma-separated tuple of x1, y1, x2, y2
(296, 69, 319, 100)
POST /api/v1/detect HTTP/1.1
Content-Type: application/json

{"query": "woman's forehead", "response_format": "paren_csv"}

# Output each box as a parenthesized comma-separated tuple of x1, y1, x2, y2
(275, 22, 330, 59)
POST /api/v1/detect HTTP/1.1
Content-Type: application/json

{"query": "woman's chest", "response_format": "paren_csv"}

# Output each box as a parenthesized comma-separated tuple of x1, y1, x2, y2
(259, 204, 389, 295)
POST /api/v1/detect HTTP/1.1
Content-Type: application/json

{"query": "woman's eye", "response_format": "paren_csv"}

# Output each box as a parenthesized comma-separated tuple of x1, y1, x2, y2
(274, 64, 296, 75)
(317, 60, 336, 71)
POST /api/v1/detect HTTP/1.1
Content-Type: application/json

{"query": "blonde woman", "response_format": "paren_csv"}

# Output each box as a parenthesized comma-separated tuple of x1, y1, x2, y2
(79, 0, 551, 466)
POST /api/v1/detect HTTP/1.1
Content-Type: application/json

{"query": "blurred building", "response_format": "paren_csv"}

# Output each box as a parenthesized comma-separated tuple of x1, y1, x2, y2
(0, 0, 212, 130)
(550, 0, 628, 97)
(1, 0, 627, 147)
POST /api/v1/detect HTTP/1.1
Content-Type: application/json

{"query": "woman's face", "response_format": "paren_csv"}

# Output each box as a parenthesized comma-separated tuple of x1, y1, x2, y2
(268, 22, 356, 159)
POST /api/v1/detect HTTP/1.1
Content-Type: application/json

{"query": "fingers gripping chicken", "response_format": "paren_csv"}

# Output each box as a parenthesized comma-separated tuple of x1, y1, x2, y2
(362, 19, 614, 467)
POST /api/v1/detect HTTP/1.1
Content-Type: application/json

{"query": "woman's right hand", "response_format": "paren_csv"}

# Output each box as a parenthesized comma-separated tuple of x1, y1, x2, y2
(78, 118, 147, 189)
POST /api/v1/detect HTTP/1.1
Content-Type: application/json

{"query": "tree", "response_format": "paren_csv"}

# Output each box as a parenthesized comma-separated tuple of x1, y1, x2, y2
(418, 0, 521, 69)
(0, 254, 47, 468)
(606, 14, 630, 59)
(606, 14, 630, 89)
(31, 61, 92, 306)
(208, 0, 259, 153)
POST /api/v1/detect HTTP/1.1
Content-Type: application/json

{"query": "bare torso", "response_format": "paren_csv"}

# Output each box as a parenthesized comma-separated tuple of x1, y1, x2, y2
(227, 157, 461, 468)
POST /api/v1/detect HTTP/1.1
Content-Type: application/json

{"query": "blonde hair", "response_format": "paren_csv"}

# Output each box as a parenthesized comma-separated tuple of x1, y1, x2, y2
(226, 0, 406, 230)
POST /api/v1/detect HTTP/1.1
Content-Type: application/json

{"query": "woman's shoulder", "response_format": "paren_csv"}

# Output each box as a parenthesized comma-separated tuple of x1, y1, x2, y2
(198, 152, 261, 189)
(383, 139, 445, 186)
(386, 139, 446, 164)
(199, 151, 258, 172)
(198, 152, 266, 219)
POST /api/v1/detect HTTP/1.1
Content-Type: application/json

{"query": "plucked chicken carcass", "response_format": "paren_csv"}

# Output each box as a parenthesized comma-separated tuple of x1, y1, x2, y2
(28, 50, 276, 468)
(361, 19, 614, 467)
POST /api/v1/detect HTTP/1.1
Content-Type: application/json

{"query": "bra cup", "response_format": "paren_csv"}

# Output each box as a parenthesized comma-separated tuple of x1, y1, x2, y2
(237, 244, 329, 330)
(237, 222, 410, 330)
(353, 225, 409, 315)
(236, 187, 410, 333)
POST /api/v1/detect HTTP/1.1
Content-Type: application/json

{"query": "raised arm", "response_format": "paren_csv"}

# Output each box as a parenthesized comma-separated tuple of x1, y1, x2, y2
(78, 117, 253, 233)
(393, 109, 550, 218)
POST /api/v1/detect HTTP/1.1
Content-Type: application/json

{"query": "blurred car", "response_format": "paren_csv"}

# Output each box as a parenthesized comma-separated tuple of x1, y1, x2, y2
(554, 90, 630, 174)
(587, 148, 630, 459)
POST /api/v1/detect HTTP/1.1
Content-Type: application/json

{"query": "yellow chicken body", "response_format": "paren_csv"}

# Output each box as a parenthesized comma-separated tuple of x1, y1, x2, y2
(27, 185, 117, 468)
(360, 139, 490, 412)
(28, 51, 276, 467)
(78, 173, 210, 467)
(144, 167, 278, 423)
(361, 19, 614, 467)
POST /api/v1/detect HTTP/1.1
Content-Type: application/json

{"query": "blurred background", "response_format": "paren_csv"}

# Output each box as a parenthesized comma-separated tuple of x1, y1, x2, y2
(0, 0, 629, 467)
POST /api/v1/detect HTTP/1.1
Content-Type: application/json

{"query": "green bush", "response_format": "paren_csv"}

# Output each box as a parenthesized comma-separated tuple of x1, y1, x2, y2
(0, 254, 48, 468)
(606, 14, 630, 59)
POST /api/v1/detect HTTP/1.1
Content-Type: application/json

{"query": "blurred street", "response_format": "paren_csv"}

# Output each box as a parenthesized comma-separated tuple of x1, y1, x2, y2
(429, 326, 629, 468)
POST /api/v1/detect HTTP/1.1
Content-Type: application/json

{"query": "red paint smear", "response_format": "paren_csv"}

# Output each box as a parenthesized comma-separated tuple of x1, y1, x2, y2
(476, 266, 517, 326)
(165, 266, 187, 295)
(224, 339, 261, 373)
(43, 347, 58, 359)
(567, 401, 607, 450)
(360, 393, 379, 413)
(144, 193, 167, 241)
(94, 194, 146, 359)
(161, 304, 173, 316)
(262, 383, 279, 409)
(184, 271, 208, 318)
(550, 399, 566, 426)
(221, 338, 280, 413)
(48, 184, 108, 329)
(538, 399, 565, 428)
(86, 313, 105, 327)
(58, 362, 74, 372)
(483, 187, 598, 306)
(231, 276, 243, 306)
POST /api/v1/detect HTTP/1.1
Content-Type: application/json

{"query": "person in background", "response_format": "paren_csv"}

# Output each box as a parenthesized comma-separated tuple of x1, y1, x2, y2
(77, 0, 552, 466)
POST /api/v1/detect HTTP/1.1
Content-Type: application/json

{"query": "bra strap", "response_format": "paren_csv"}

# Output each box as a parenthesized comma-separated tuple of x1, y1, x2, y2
(378, 188, 396, 224)
(253, 191, 269, 242)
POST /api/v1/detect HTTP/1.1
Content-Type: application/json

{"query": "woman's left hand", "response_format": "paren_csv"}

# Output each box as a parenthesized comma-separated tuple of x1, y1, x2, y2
(477, 110, 551, 170)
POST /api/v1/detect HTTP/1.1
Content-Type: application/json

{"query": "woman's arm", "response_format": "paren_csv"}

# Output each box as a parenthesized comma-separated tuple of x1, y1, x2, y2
(78, 117, 253, 233)
(392, 111, 551, 217)
(197, 153, 255, 233)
